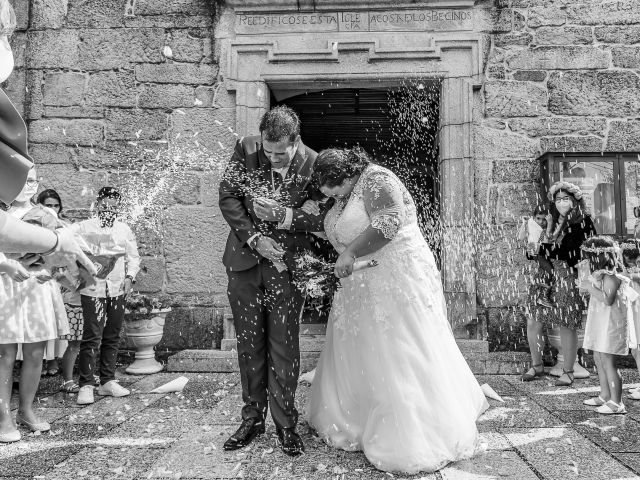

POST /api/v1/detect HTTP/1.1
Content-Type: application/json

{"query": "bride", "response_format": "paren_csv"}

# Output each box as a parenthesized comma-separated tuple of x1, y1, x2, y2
(306, 148, 488, 474)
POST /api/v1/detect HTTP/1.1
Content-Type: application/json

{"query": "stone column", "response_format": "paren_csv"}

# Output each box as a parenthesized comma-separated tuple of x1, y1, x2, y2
(439, 77, 477, 337)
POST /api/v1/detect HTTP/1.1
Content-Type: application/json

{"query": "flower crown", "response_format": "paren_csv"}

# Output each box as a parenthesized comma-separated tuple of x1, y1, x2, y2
(621, 242, 640, 252)
(547, 181, 583, 201)
(581, 245, 618, 254)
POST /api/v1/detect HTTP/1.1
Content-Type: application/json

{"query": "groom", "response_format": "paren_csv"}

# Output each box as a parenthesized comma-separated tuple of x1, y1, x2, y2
(218, 106, 326, 456)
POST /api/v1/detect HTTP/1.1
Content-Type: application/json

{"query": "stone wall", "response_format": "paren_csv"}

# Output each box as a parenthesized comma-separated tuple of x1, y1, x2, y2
(5, 0, 640, 351)
(477, 0, 640, 349)
(4, 0, 230, 348)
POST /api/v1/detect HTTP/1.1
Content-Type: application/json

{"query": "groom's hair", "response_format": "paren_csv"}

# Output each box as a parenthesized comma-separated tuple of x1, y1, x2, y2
(259, 106, 300, 142)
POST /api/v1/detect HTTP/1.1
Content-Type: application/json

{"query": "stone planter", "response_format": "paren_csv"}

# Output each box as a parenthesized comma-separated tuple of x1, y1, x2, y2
(547, 325, 590, 379)
(123, 309, 170, 375)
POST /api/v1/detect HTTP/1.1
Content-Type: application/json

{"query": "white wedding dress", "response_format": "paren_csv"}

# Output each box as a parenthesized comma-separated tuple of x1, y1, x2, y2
(307, 165, 488, 474)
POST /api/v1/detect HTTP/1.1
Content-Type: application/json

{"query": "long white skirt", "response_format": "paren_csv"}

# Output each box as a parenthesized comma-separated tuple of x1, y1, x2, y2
(307, 225, 488, 474)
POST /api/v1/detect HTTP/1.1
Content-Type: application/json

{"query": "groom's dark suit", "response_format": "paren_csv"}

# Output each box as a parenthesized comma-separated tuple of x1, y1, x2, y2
(219, 136, 324, 430)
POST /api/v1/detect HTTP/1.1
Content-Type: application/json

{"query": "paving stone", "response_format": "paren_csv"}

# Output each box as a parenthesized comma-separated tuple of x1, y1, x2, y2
(42, 446, 164, 480)
(62, 394, 162, 425)
(198, 392, 244, 425)
(502, 427, 637, 479)
(477, 394, 563, 429)
(111, 408, 208, 446)
(441, 450, 538, 479)
(575, 416, 640, 453)
(147, 424, 245, 478)
(612, 453, 640, 476)
(145, 376, 239, 410)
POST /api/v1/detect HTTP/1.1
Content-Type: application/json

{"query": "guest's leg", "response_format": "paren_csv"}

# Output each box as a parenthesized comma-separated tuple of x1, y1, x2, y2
(0, 344, 18, 434)
(594, 352, 610, 401)
(600, 353, 622, 404)
(560, 326, 578, 372)
(78, 296, 106, 387)
(61, 341, 81, 382)
(264, 263, 303, 429)
(228, 265, 268, 422)
(526, 317, 545, 367)
(98, 296, 125, 385)
(17, 341, 46, 424)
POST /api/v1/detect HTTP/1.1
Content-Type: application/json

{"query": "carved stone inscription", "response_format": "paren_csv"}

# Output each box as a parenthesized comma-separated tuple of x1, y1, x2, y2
(235, 9, 473, 34)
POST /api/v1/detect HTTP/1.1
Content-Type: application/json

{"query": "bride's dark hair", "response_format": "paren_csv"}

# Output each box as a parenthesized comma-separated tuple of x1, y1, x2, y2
(313, 147, 371, 188)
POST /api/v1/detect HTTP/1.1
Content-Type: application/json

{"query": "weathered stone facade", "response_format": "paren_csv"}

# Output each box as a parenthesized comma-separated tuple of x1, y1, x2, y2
(4, 0, 640, 350)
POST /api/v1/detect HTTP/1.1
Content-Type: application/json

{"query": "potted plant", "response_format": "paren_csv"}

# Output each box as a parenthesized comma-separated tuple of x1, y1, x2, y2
(124, 294, 172, 374)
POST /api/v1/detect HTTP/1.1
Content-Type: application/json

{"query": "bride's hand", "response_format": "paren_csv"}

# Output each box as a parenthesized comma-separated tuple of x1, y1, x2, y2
(334, 251, 356, 278)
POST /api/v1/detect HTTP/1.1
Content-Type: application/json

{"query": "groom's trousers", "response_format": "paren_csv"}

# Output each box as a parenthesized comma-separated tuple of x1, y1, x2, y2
(227, 258, 305, 429)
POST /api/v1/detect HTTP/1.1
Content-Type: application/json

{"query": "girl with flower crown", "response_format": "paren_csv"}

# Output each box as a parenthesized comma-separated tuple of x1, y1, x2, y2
(522, 181, 597, 386)
(581, 236, 636, 415)
(621, 241, 640, 401)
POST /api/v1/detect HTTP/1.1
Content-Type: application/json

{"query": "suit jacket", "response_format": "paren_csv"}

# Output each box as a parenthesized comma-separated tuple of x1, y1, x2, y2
(219, 136, 327, 272)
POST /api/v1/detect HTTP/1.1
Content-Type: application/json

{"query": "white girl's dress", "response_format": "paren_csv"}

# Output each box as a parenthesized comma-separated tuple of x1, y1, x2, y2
(583, 270, 635, 355)
(0, 206, 69, 345)
(307, 165, 488, 474)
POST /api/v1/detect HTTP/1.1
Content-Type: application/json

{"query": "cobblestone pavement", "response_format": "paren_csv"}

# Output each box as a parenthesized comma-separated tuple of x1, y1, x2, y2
(4, 368, 640, 479)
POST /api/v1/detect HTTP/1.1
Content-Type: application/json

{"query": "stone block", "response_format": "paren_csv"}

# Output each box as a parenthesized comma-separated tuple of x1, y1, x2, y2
(9, 31, 27, 68)
(612, 46, 640, 68)
(27, 30, 79, 69)
(105, 109, 169, 141)
(511, 70, 547, 82)
(168, 28, 213, 63)
(44, 106, 104, 118)
(42, 72, 87, 107)
(492, 159, 538, 183)
(13, 0, 29, 30)
(30, 144, 74, 164)
(539, 135, 603, 153)
(485, 81, 548, 118)
(65, 0, 126, 28)
(35, 164, 96, 209)
(509, 117, 607, 137)
(135, 63, 218, 85)
(135, 256, 165, 293)
(527, 6, 566, 27)
(548, 71, 640, 116)
(78, 28, 165, 70)
(567, 1, 640, 25)
(30, 0, 68, 29)
(194, 86, 215, 107)
(171, 172, 201, 205)
(86, 71, 138, 107)
(476, 8, 513, 34)
(494, 32, 532, 48)
(24, 70, 44, 120)
(134, 0, 212, 15)
(163, 206, 228, 295)
(138, 84, 196, 109)
(29, 119, 104, 146)
(534, 26, 592, 45)
(474, 126, 539, 160)
(606, 121, 640, 151)
(506, 46, 610, 70)
(487, 64, 505, 80)
(170, 107, 237, 151)
(1, 69, 25, 116)
(595, 25, 640, 44)
(491, 183, 540, 224)
(158, 307, 224, 351)
(124, 14, 214, 29)
(133, 222, 164, 256)
(200, 172, 221, 207)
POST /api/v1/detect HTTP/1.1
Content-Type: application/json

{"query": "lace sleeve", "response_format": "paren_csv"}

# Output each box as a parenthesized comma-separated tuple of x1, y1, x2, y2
(363, 168, 406, 240)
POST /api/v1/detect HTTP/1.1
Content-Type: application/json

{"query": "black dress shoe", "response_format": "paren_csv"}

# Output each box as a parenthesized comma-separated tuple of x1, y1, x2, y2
(276, 427, 305, 456)
(223, 419, 265, 451)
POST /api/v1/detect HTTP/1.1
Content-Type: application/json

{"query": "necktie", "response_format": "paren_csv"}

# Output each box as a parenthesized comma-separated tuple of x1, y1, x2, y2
(272, 171, 284, 192)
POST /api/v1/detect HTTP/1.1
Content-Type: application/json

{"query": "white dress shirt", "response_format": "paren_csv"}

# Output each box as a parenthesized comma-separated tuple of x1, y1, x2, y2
(68, 218, 141, 298)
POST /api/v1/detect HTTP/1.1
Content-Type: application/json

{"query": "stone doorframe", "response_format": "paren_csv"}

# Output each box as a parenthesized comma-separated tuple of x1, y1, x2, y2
(218, 5, 483, 334)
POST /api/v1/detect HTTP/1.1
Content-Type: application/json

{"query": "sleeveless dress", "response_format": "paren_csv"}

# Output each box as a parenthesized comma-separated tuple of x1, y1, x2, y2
(583, 270, 636, 356)
(307, 165, 488, 474)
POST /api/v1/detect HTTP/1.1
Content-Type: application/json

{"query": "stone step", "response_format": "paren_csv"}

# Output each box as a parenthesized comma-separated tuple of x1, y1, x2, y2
(167, 343, 526, 375)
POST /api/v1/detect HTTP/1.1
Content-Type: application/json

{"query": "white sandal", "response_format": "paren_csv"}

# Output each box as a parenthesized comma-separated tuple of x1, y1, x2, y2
(583, 396, 606, 406)
(595, 400, 627, 415)
(629, 390, 640, 401)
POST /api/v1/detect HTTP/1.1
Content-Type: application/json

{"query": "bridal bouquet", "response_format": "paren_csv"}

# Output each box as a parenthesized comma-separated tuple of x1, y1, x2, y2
(293, 252, 377, 302)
